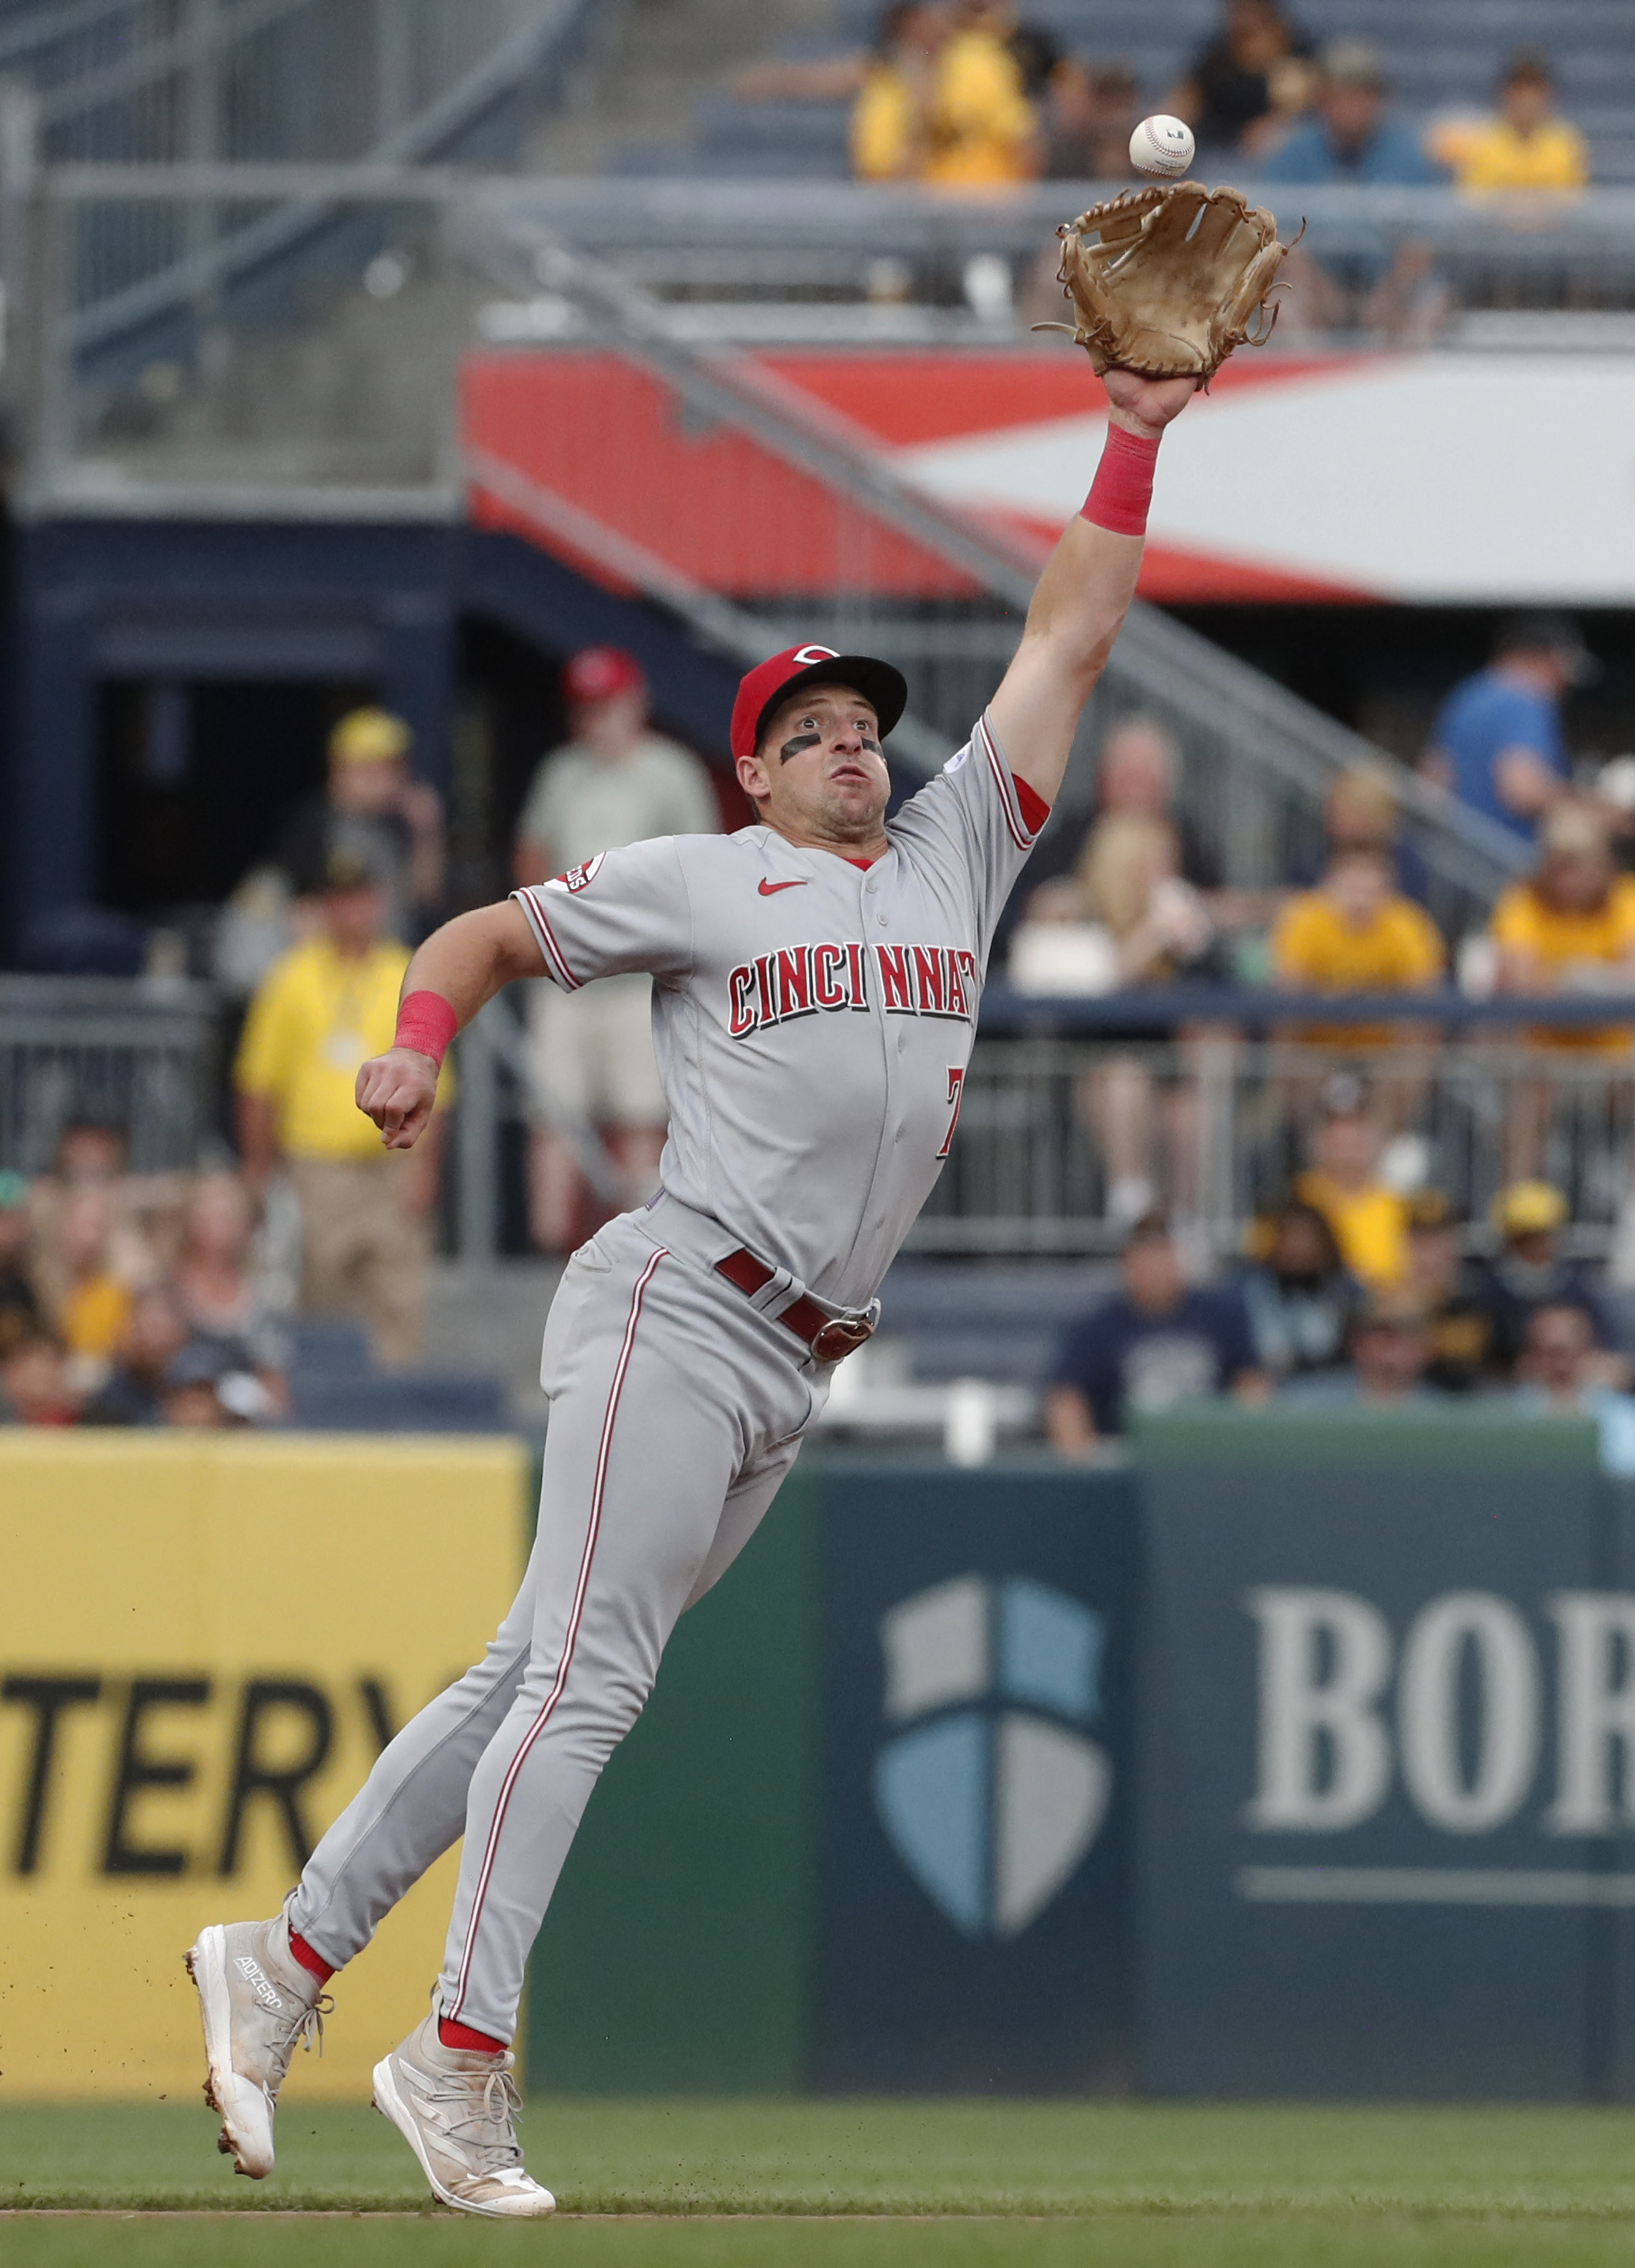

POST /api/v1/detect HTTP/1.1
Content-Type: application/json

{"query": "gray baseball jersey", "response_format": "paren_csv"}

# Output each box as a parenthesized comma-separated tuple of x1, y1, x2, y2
(511, 707, 1042, 1312)
(283, 706, 1045, 2052)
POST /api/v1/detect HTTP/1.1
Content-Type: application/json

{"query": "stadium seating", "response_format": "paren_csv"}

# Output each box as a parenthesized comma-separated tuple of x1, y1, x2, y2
(618, 0, 1635, 185)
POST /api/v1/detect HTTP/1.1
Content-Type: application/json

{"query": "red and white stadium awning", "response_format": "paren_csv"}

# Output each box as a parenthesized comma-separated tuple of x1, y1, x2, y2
(465, 350, 1635, 607)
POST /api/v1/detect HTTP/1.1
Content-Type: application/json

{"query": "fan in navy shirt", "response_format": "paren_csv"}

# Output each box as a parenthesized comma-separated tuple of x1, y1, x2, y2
(1047, 1214, 1267, 1450)
(1426, 614, 1590, 845)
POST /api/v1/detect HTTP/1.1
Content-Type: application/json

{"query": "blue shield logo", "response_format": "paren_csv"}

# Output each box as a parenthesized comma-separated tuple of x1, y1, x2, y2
(872, 1575, 1111, 1939)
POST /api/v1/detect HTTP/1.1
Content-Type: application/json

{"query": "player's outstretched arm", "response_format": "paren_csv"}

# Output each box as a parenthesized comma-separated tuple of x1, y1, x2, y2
(988, 370, 1197, 813)
(356, 900, 543, 1150)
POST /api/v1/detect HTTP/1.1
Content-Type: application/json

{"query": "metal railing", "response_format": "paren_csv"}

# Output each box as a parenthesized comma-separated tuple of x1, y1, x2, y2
(492, 177, 1635, 326)
(918, 1026, 1635, 1260)
(0, 1, 596, 372)
(10, 974, 1635, 1269)
(0, 972, 220, 1172)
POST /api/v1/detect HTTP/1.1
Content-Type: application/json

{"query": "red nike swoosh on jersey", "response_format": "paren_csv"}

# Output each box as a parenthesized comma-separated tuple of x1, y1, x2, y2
(757, 878, 810, 895)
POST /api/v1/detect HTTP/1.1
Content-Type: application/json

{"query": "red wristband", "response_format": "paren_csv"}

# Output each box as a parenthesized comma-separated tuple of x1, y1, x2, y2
(1081, 423, 1160, 538)
(394, 990, 458, 1069)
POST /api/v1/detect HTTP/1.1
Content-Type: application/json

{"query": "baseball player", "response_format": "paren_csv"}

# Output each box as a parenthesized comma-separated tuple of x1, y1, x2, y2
(185, 366, 1194, 2216)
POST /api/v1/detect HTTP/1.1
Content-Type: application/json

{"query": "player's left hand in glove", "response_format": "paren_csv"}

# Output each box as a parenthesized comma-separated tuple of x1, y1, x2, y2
(1044, 179, 1293, 381)
(357, 1047, 438, 1149)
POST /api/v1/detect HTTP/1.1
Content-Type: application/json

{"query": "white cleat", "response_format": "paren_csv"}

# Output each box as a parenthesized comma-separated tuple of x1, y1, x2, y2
(184, 1912, 328, 2179)
(372, 2012, 555, 2218)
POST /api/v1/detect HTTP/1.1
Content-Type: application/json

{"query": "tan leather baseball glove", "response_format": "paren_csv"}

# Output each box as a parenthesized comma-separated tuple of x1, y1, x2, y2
(1045, 182, 1292, 382)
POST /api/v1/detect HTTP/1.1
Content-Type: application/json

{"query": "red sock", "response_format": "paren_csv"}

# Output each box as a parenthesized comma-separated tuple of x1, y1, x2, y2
(288, 1931, 335, 1987)
(439, 2015, 506, 2056)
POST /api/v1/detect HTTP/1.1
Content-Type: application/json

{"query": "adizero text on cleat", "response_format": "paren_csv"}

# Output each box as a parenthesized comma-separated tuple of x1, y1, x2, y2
(185, 1913, 329, 2179)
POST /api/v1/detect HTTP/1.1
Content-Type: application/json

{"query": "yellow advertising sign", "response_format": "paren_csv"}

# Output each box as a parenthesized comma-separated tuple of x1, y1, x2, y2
(0, 1431, 524, 2099)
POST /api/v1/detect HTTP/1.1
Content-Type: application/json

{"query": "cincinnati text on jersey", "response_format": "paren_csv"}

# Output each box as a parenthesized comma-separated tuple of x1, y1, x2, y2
(727, 942, 978, 1039)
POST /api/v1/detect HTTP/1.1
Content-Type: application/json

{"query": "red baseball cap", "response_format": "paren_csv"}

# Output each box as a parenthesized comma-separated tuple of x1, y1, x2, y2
(563, 646, 645, 704)
(729, 643, 908, 765)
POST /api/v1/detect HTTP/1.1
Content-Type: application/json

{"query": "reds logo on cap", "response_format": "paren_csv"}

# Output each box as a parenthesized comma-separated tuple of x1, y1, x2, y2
(730, 644, 909, 766)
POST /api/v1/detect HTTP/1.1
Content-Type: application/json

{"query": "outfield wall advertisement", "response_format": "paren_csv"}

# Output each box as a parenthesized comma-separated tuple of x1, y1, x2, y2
(5, 1425, 1632, 2102)
(0, 1433, 524, 2101)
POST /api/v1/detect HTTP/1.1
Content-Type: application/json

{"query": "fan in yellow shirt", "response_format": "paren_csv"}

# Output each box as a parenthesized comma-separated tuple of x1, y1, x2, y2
(853, 0, 1035, 189)
(1453, 49, 1588, 196)
(236, 850, 448, 1364)
(1295, 1098, 1409, 1289)
(1491, 803, 1635, 1055)
(1272, 848, 1444, 1050)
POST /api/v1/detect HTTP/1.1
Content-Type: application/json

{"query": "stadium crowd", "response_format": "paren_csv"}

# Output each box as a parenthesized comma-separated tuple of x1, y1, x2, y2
(8, 611, 1635, 1445)
(734, 1, 1593, 200)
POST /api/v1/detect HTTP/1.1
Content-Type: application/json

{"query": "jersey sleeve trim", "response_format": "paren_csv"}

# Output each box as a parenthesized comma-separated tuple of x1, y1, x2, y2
(976, 711, 1042, 853)
(511, 885, 582, 992)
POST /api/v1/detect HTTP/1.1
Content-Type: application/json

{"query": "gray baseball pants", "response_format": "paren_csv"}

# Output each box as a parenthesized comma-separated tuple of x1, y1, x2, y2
(287, 1209, 823, 2044)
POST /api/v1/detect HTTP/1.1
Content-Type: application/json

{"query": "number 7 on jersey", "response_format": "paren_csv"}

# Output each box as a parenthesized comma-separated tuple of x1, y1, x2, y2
(938, 1065, 967, 1159)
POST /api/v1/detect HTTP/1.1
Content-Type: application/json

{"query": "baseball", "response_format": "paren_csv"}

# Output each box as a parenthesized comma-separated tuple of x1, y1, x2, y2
(1130, 114, 1195, 177)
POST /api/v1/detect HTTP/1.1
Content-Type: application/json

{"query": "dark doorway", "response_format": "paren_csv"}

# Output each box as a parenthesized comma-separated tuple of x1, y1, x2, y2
(98, 676, 375, 917)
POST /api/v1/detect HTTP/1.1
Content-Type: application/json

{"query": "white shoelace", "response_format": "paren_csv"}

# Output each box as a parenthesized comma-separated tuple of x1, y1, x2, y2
(265, 1994, 332, 2092)
(426, 2063, 527, 2174)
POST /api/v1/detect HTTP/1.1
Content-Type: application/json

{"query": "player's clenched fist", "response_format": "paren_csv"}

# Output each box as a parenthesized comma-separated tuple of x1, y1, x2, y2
(356, 1045, 439, 1149)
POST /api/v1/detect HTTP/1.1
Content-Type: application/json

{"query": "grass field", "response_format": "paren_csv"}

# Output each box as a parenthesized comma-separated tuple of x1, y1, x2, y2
(7, 2099, 1635, 2264)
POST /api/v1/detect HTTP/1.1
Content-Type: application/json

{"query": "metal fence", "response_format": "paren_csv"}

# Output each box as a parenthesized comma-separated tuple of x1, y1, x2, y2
(10, 973, 1635, 1265)
(0, 972, 220, 1172)
(0, 0, 595, 382)
(916, 1034, 1635, 1259)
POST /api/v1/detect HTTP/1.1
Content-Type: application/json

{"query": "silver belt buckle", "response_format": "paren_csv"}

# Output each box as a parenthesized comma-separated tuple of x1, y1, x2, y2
(811, 1314, 875, 1364)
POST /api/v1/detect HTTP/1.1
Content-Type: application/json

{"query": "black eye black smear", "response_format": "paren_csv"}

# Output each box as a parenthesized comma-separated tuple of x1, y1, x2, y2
(779, 732, 822, 763)
(859, 736, 881, 753)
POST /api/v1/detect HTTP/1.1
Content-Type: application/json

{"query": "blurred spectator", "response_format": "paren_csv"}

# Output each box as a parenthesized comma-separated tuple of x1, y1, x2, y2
(0, 1171, 42, 1360)
(1168, 0, 1315, 158)
(1291, 767, 1430, 904)
(1262, 39, 1436, 183)
(1466, 1181, 1620, 1382)
(277, 707, 446, 945)
(53, 1119, 126, 1188)
(236, 848, 445, 1368)
(1512, 1301, 1606, 1417)
(1272, 848, 1444, 1045)
(1236, 1199, 1362, 1381)
(1264, 42, 1444, 343)
(80, 1284, 192, 1427)
(1453, 49, 1589, 199)
(514, 647, 717, 1252)
(153, 1340, 272, 1430)
(853, 0, 1036, 188)
(925, 1, 1037, 189)
(1490, 805, 1635, 1178)
(28, 1119, 149, 1306)
(1492, 804, 1635, 1035)
(1038, 59, 1140, 180)
(174, 1171, 287, 1392)
(1278, 1289, 1442, 1408)
(1020, 720, 1239, 1226)
(849, 2, 948, 179)
(1294, 1092, 1408, 1288)
(0, 1332, 78, 1426)
(1426, 614, 1591, 844)
(51, 1188, 134, 1391)
(1046, 1213, 1266, 1452)
(1403, 1188, 1494, 1394)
